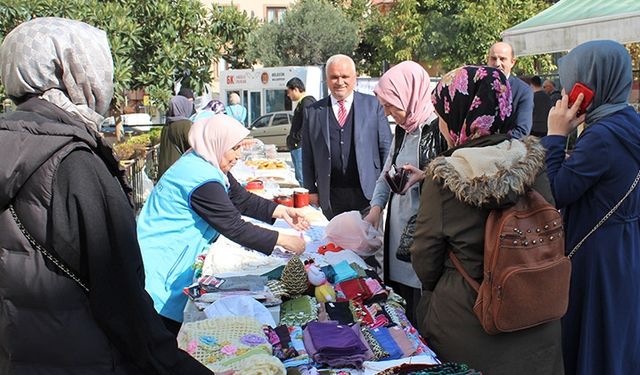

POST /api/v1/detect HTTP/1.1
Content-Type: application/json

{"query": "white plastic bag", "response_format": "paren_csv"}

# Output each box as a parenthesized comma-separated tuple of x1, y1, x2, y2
(324, 211, 383, 256)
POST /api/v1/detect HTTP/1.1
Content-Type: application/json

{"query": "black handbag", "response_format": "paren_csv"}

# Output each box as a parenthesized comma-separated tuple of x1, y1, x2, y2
(395, 214, 417, 262)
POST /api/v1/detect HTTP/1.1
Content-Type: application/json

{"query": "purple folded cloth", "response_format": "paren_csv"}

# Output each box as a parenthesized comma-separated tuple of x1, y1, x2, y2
(302, 323, 369, 368)
(307, 321, 367, 356)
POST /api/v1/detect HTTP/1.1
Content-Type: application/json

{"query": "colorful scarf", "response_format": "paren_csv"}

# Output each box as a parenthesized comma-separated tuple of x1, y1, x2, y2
(432, 66, 513, 147)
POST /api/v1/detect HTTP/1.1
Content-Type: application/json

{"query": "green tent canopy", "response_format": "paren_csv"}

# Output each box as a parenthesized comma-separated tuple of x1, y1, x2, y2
(502, 0, 640, 56)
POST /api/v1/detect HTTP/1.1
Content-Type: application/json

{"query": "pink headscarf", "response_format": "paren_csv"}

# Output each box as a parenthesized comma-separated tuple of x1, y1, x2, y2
(373, 61, 434, 133)
(188, 114, 249, 171)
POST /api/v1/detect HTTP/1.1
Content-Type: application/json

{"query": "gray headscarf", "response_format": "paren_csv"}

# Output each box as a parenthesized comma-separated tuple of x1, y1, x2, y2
(0, 17, 114, 131)
(559, 40, 632, 126)
(167, 95, 194, 123)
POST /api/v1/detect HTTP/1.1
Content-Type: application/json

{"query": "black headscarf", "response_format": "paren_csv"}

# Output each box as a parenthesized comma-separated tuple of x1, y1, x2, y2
(432, 66, 514, 147)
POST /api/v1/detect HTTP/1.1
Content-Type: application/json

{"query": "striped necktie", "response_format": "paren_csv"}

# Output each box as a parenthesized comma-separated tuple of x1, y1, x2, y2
(337, 100, 347, 127)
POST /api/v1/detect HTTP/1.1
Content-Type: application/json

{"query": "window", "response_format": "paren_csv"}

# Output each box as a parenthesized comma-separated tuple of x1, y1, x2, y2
(272, 114, 289, 126)
(251, 115, 270, 129)
(265, 89, 287, 113)
(266, 7, 286, 23)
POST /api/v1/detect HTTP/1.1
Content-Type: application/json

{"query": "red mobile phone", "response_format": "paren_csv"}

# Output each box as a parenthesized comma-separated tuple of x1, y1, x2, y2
(568, 82, 594, 116)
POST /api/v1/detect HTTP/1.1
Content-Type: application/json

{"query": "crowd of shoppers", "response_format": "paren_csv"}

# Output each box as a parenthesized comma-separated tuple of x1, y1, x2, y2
(1, 14, 638, 375)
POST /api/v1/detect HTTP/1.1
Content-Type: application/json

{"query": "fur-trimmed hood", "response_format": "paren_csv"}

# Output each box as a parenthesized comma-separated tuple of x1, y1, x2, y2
(426, 136, 546, 208)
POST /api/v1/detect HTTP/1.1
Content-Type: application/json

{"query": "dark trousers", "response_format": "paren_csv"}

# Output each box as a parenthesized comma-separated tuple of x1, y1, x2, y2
(327, 186, 370, 220)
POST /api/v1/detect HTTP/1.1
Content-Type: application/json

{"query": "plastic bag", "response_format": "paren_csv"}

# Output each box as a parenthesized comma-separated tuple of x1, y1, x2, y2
(324, 211, 383, 256)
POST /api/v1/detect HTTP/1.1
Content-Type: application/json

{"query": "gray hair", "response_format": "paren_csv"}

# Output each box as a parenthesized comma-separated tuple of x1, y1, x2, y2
(325, 54, 356, 76)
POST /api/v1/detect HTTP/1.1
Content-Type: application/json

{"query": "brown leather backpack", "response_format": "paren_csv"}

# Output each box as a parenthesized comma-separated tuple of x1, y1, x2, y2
(450, 189, 571, 335)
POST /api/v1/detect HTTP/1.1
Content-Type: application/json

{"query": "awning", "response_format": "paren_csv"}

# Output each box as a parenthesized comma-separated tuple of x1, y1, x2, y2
(502, 0, 640, 57)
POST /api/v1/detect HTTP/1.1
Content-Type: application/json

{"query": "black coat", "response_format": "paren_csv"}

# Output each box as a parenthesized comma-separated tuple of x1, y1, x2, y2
(0, 99, 211, 375)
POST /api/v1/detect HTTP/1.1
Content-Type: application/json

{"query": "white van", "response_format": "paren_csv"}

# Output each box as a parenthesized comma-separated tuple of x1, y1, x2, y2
(220, 66, 327, 127)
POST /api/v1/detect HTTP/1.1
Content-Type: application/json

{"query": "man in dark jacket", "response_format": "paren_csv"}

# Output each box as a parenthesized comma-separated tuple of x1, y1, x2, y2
(0, 17, 211, 375)
(286, 77, 316, 185)
(530, 75, 554, 137)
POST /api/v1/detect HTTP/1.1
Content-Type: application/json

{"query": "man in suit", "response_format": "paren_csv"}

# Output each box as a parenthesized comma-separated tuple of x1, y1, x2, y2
(487, 42, 533, 139)
(302, 54, 392, 219)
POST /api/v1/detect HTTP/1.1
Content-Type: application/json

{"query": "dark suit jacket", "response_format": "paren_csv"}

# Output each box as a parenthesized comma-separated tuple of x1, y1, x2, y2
(508, 75, 534, 139)
(301, 92, 392, 215)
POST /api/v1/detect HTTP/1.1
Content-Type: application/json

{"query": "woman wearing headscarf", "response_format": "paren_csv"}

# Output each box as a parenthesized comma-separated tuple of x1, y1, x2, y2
(411, 66, 563, 374)
(137, 114, 309, 335)
(157, 94, 196, 178)
(541, 40, 640, 375)
(190, 99, 226, 123)
(0, 17, 212, 374)
(363, 61, 445, 324)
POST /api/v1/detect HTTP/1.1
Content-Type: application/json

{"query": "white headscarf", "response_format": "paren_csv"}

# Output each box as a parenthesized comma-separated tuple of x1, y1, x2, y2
(188, 114, 249, 184)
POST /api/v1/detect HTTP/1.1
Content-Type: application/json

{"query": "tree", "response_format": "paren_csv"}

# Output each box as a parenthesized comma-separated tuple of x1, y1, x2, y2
(419, 0, 555, 75)
(246, 0, 359, 67)
(209, 5, 259, 69)
(0, 0, 255, 111)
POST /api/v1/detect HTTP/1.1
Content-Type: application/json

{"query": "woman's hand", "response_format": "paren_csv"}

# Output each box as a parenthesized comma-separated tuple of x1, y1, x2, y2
(364, 205, 382, 229)
(273, 205, 311, 231)
(276, 232, 306, 255)
(398, 164, 425, 195)
(547, 92, 587, 137)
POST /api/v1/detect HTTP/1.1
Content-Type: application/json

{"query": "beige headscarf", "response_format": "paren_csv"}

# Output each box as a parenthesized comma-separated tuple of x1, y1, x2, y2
(0, 17, 114, 131)
(188, 114, 249, 178)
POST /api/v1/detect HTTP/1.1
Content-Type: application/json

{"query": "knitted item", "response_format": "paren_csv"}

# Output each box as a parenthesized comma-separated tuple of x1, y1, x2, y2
(279, 295, 318, 326)
(266, 279, 289, 298)
(177, 316, 283, 374)
(281, 256, 308, 296)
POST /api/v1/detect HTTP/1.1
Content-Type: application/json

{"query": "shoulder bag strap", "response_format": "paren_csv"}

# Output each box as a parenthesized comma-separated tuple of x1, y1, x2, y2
(448, 251, 481, 292)
(567, 169, 640, 259)
(8, 204, 90, 293)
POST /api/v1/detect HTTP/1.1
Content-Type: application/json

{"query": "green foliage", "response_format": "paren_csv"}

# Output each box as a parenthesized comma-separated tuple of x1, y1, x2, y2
(419, 0, 555, 75)
(209, 5, 259, 69)
(0, 0, 255, 110)
(246, 0, 359, 67)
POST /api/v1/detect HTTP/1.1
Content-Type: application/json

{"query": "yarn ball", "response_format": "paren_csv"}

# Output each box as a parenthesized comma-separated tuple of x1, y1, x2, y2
(306, 264, 327, 286)
(314, 283, 336, 303)
(281, 256, 308, 296)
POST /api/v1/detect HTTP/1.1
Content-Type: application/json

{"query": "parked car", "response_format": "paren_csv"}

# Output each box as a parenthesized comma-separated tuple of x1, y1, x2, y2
(249, 111, 293, 151)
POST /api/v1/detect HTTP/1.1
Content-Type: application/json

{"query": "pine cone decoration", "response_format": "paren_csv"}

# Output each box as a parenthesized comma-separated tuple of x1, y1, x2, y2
(281, 256, 308, 296)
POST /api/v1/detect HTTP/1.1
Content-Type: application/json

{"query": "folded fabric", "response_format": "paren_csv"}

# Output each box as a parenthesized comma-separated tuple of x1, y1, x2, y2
(388, 325, 416, 357)
(369, 326, 404, 360)
(324, 249, 369, 269)
(283, 325, 310, 368)
(324, 301, 354, 324)
(350, 262, 369, 278)
(303, 322, 368, 368)
(350, 300, 375, 326)
(280, 295, 318, 326)
(274, 325, 292, 346)
(332, 260, 358, 283)
(365, 278, 384, 295)
(213, 275, 268, 291)
(263, 326, 298, 361)
(336, 278, 373, 302)
(320, 265, 337, 284)
(360, 325, 389, 361)
(307, 321, 367, 355)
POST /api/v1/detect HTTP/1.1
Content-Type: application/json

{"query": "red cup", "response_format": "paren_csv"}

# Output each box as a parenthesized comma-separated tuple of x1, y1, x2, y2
(274, 195, 294, 207)
(293, 188, 309, 208)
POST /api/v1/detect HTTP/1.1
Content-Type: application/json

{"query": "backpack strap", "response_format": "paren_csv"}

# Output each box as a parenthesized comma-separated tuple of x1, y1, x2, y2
(567, 168, 640, 259)
(448, 252, 480, 292)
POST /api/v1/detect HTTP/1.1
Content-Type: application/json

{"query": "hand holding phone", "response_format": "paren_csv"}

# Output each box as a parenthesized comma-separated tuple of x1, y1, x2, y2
(568, 82, 594, 117)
